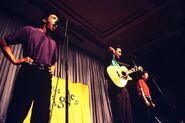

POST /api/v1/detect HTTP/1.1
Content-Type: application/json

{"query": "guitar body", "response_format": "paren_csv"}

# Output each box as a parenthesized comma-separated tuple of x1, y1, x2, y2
(107, 66, 132, 88)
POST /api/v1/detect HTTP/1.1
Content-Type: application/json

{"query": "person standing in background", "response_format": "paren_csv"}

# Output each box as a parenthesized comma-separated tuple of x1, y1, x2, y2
(137, 71, 157, 123)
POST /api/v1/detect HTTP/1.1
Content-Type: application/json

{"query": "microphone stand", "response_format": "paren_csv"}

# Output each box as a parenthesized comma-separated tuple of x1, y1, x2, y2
(64, 19, 69, 123)
(129, 55, 137, 67)
(151, 79, 165, 100)
(150, 78, 174, 123)
(151, 78, 172, 108)
(48, 19, 69, 123)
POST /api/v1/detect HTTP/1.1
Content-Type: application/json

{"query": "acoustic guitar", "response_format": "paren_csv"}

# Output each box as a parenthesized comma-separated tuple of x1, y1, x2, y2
(107, 65, 143, 87)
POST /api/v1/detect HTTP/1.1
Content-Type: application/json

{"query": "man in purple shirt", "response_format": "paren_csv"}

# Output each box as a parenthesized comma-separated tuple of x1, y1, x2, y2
(0, 13, 59, 123)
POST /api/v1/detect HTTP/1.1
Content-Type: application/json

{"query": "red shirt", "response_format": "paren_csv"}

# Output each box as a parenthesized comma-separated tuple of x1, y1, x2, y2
(137, 79, 150, 97)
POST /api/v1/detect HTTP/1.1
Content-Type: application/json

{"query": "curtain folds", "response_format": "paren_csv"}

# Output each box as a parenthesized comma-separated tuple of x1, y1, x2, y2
(0, 10, 112, 123)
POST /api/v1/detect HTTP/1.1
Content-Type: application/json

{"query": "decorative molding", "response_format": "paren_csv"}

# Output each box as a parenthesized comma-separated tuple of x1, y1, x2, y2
(50, 0, 149, 39)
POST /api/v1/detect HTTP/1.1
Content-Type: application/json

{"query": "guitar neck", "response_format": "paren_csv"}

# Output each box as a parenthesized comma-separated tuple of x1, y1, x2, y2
(127, 69, 135, 75)
(127, 67, 140, 75)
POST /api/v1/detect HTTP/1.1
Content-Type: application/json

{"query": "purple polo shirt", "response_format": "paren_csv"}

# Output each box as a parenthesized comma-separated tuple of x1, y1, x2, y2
(4, 26, 57, 66)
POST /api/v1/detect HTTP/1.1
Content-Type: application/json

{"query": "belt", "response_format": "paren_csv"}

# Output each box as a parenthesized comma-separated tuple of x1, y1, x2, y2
(23, 62, 50, 71)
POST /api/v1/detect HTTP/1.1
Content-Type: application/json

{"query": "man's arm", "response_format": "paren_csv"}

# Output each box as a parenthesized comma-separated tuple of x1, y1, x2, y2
(108, 46, 115, 54)
(0, 38, 33, 65)
(148, 95, 156, 107)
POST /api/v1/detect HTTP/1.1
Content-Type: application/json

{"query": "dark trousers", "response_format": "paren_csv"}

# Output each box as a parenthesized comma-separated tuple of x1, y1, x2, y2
(107, 81, 133, 123)
(136, 97, 155, 123)
(5, 64, 52, 123)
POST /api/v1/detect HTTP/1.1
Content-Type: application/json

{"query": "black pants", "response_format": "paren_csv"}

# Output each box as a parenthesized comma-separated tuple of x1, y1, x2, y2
(136, 97, 155, 123)
(107, 80, 133, 123)
(5, 64, 52, 123)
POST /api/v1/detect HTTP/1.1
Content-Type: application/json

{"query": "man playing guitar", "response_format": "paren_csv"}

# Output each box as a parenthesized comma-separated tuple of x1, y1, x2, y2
(104, 45, 133, 123)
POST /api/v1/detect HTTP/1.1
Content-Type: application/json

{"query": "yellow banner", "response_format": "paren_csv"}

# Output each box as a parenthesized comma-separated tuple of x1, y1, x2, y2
(24, 76, 91, 123)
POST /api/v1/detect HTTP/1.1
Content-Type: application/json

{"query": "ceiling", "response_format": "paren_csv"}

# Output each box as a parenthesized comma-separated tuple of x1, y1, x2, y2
(1, 0, 185, 60)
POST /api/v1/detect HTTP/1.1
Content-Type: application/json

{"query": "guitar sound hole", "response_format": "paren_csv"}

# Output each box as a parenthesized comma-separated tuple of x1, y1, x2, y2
(121, 72, 127, 77)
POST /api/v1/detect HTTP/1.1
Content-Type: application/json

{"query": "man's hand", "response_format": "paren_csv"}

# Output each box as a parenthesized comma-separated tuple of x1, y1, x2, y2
(151, 102, 156, 108)
(145, 100, 150, 107)
(13, 57, 33, 65)
(48, 63, 56, 75)
(0, 38, 33, 65)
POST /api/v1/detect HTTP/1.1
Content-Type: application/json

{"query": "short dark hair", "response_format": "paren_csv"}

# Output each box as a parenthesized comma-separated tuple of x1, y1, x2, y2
(115, 45, 121, 49)
(42, 10, 58, 18)
(141, 71, 148, 75)
(41, 11, 59, 25)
